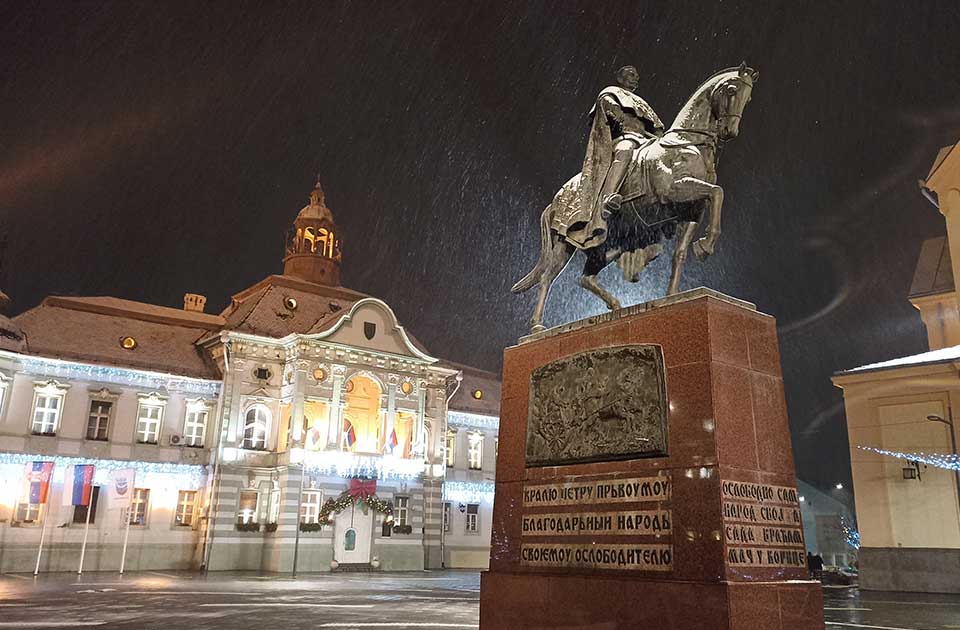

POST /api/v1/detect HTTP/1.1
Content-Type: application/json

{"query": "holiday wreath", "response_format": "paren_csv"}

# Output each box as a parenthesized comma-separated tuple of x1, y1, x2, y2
(310, 478, 394, 529)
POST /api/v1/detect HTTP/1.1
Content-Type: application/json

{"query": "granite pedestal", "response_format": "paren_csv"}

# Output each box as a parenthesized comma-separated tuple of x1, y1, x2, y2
(481, 289, 825, 630)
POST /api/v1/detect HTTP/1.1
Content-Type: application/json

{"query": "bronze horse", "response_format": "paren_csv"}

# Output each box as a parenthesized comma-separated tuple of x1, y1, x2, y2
(513, 64, 758, 332)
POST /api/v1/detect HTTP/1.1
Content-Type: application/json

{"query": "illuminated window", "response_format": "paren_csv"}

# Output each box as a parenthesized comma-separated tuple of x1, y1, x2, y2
(15, 502, 42, 523)
(301, 490, 322, 524)
(313, 367, 327, 382)
(465, 503, 480, 533)
(32, 394, 61, 435)
(72, 487, 101, 524)
(243, 406, 270, 450)
(86, 401, 112, 441)
(183, 404, 208, 447)
(445, 430, 457, 467)
(442, 502, 451, 532)
(130, 488, 150, 526)
(175, 490, 197, 526)
(395, 496, 409, 527)
(400, 381, 414, 395)
(120, 336, 137, 350)
(468, 432, 484, 470)
(136, 397, 164, 444)
(237, 490, 258, 524)
(472, 389, 483, 400)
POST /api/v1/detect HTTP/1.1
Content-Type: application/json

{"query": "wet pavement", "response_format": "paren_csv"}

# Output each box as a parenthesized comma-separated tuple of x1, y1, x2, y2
(0, 572, 958, 629)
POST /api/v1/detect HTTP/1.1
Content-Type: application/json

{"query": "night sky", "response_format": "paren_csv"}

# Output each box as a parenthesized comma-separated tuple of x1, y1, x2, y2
(2, 1, 960, 498)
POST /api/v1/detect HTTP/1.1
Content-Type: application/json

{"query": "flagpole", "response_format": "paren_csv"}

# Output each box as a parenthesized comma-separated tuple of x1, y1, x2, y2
(33, 504, 49, 576)
(77, 494, 93, 575)
(119, 504, 132, 574)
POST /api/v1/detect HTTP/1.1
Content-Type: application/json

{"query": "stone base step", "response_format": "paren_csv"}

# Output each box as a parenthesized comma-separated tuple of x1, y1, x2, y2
(332, 563, 376, 573)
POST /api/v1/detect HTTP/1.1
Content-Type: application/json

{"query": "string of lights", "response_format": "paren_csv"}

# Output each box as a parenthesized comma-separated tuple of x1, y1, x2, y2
(442, 480, 495, 503)
(0, 452, 206, 488)
(857, 445, 960, 471)
(295, 449, 424, 480)
(447, 411, 499, 432)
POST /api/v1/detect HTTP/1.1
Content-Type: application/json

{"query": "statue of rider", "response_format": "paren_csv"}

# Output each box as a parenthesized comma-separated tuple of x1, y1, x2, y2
(571, 65, 664, 248)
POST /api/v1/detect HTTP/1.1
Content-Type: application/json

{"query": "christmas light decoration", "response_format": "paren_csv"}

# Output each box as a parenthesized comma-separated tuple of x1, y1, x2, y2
(316, 489, 393, 526)
(0, 453, 206, 489)
(296, 449, 424, 480)
(840, 515, 860, 550)
(0, 351, 221, 397)
(857, 445, 960, 471)
(442, 480, 495, 503)
(447, 411, 499, 431)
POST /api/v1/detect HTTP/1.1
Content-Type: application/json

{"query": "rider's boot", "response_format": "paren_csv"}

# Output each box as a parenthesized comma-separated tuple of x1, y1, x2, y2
(600, 148, 633, 216)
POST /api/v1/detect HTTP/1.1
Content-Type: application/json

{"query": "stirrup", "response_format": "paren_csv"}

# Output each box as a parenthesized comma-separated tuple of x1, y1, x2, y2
(602, 193, 622, 212)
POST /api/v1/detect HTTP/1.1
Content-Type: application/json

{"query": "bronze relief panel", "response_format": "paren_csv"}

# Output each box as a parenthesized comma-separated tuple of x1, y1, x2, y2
(526, 344, 668, 466)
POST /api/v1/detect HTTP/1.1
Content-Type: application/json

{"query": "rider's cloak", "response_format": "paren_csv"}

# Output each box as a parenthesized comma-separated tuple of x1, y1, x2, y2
(554, 87, 664, 249)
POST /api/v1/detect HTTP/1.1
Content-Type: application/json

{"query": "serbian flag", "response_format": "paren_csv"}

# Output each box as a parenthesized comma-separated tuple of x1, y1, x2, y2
(24, 461, 54, 504)
(388, 429, 398, 450)
(344, 424, 356, 448)
(71, 464, 95, 507)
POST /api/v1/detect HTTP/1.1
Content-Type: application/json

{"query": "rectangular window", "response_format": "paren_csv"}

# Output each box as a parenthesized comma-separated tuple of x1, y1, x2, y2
(130, 488, 150, 526)
(32, 394, 62, 435)
(442, 502, 451, 532)
(175, 490, 197, 526)
(468, 432, 484, 470)
(466, 503, 480, 533)
(445, 430, 456, 467)
(86, 401, 112, 441)
(395, 496, 409, 527)
(15, 502, 42, 523)
(238, 490, 258, 524)
(301, 490, 322, 524)
(136, 402, 163, 444)
(183, 409, 207, 447)
(72, 487, 101, 524)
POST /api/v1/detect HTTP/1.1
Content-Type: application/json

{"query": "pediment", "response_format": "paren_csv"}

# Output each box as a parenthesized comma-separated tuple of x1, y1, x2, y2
(313, 298, 436, 362)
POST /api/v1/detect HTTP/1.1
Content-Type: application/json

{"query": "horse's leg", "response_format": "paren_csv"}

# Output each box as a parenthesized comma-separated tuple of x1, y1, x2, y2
(531, 235, 575, 332)
(667, 221, 698, 295)
(664, 176, 723, 262)
(580, 249, 621, 311)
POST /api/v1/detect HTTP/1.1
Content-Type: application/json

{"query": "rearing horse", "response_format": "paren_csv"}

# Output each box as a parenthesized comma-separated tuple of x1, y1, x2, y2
(513, 64, 757, 332)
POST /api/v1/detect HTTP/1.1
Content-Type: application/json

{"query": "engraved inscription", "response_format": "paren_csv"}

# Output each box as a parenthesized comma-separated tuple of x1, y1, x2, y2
(526, 345, 668, 466)
(521, 543, 673, 571)
(523, 476, 671, 507)
(522, 510, 672, 536)
(720, 478, 806, 571)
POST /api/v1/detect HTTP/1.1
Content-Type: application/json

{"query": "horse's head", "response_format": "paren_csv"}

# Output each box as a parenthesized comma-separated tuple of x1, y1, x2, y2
(710, 62, 758, 140)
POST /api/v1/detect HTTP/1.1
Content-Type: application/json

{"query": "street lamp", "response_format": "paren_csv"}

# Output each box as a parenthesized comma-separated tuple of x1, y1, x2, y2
(926, 413, 960, 520)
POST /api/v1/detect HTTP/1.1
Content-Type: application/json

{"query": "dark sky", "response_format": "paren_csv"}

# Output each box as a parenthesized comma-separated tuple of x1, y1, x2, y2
(2, 1, 959, 497)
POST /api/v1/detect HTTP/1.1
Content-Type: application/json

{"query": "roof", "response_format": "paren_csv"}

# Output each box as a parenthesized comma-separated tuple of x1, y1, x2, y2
(444, 360, 501, 417)
(836, 343, 960, 376)
(909, 236, 955, 298)
(210, 274, 374, 341)
(13, 296, 222, 379)
(927, 144, 956, 181)
(0, 291, 26, 352)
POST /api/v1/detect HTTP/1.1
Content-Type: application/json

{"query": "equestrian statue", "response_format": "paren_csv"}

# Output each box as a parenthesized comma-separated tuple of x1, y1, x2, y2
(512, 63, 758, 332)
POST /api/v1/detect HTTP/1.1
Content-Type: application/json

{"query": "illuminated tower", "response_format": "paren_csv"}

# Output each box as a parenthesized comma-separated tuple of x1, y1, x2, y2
(283, 179, 342, 286)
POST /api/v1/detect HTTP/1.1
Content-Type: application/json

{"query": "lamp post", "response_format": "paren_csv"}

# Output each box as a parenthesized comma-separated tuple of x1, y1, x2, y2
(926, 411, 960, 525)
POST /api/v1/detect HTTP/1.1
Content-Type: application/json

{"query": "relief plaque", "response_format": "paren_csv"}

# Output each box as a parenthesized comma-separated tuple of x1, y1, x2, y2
(526, 345, 668, 466)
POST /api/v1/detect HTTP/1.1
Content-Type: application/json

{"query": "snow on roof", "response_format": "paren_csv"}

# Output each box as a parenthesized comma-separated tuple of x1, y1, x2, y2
(841, 344, 960, 375)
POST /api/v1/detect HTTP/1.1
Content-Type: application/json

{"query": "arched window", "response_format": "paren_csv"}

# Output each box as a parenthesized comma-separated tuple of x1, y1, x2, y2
(243, 405, 270, 450)
(344, 528, 357, 551)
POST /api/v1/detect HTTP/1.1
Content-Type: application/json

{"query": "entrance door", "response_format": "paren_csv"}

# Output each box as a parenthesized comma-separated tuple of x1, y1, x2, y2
(333, 501, 373, 564)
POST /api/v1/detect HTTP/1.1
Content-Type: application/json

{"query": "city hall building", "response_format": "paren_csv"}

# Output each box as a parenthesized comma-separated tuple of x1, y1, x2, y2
(0, 181, 500, 573)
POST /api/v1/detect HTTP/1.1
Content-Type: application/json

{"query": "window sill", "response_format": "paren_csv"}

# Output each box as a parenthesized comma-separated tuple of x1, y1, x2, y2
(85, 437, 109, 442)
(30, 432, 57, 437)
(136, 441, 158, 446)
(182, 443, 205, 449)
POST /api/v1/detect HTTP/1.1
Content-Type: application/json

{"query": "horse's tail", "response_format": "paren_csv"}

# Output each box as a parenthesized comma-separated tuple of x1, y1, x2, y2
(511, 205, 553, 294)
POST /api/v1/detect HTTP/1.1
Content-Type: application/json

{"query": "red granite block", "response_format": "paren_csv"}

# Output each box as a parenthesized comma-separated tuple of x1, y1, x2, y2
(751, 372, 795, 476)
(630, 300, 711, 367)
(712, 362, 759, 470)
(495, 394, 528, 483)
(746, 315, 783, 377)
(664, 361, 717, 466)
(480, 571, 550, 630)
(777, 582, 825, 630)
(502, 335, 561, 401)
(558, 318, 633, 358)
(728, 582, 781, 630)
(707, 300, 753, 370)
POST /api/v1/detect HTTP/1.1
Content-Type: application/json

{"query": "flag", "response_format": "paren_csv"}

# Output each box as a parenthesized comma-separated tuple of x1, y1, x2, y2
(388, 429, 398, 449)
(107, 469, 135, 510)
(23, 461, 54, 505)
(71, 464, 95, 506)
(344, 423, 356, 448)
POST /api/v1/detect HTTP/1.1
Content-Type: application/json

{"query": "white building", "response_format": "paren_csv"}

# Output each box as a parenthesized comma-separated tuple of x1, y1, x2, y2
(0, 181, 501, 573)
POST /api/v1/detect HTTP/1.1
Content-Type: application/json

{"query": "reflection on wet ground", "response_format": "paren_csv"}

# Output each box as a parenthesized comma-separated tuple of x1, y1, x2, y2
(0, 571, 958, 629)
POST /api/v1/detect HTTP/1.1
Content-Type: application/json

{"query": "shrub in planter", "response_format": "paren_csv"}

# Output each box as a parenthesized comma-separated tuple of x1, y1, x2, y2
(299, 522, 324, 532)
(264, 522, 278, 533)
(235, 521, 261, 532)
(392, 524, 413, 535)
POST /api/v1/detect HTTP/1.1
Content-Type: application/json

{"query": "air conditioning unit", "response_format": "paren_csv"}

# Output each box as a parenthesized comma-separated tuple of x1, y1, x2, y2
(168, 434, 184, 446)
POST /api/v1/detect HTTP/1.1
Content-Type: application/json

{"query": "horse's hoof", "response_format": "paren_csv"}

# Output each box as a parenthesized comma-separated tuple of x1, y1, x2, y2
(692, 239, 713, 261)
(531, 324, 546, 334)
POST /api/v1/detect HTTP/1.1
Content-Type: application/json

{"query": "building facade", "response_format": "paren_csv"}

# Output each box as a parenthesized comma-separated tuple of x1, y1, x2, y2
(0, 181, 501, 574)
(832, 141, 960, 593)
